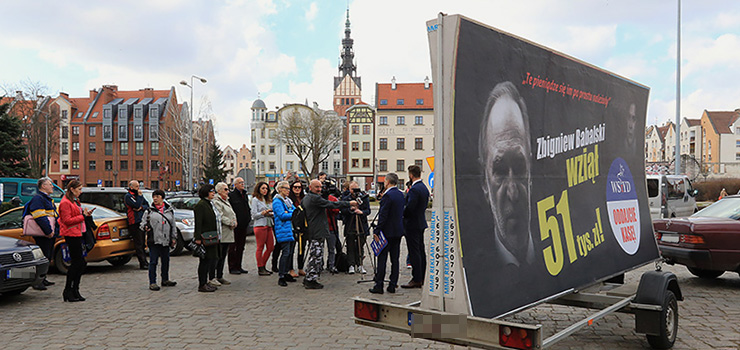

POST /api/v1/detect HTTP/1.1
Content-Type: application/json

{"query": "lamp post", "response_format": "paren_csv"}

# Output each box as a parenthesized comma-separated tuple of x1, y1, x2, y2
(180, 75, 207, 190)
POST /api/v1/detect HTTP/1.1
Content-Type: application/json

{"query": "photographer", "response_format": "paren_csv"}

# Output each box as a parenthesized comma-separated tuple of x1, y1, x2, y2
(341, 181, 370, 274)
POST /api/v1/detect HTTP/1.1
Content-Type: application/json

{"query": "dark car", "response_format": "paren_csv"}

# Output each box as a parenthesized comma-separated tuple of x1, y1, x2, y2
(653, 195, 740, 279)
(0, 236, 49, 295)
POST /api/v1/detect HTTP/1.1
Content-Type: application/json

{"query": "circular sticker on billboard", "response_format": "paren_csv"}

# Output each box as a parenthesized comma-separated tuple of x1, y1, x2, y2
(605, 158, 640, 255)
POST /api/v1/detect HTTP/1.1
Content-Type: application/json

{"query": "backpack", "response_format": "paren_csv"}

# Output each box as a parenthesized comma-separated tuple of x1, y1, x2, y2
(291, 205, 308, 239)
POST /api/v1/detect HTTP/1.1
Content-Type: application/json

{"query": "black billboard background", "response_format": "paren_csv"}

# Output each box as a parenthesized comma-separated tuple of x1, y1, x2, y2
(453, 18, 657, 318)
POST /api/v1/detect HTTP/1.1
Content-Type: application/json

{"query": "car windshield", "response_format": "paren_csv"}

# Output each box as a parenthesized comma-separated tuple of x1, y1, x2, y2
(81, 204, 124, 220)
(691, 197, 740, 220)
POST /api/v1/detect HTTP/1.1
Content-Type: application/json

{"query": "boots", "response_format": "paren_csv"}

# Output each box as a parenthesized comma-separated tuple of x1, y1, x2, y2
(73, 288, 86, 301)
(62, 289, 81, 302)
(258, 266, 272, 276)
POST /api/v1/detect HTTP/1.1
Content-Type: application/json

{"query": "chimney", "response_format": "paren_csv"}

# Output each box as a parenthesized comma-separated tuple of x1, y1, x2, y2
(60, 92, 69, 99)
(424, 76, 430, 89)
(391, 76, 396, 90)
(15, 91, 23, 99)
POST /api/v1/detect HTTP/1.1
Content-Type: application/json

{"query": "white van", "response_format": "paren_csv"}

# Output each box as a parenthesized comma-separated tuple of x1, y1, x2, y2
(646, 174, 699, 219)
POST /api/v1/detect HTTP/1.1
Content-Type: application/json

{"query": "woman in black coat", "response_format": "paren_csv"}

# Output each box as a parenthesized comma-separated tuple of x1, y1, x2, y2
(193, 184, 221, 292)
(340, 181, 370, 274)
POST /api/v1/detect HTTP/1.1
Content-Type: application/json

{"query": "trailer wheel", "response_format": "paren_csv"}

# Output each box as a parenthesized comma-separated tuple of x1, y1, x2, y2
(646, 290, 678, 349)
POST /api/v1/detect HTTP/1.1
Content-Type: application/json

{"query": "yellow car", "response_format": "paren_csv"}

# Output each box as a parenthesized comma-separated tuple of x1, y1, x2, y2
(0, 204, 134, 274)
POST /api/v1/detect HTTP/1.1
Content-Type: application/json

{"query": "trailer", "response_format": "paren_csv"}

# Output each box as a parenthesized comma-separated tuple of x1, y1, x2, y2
(353, 13, 681, 350)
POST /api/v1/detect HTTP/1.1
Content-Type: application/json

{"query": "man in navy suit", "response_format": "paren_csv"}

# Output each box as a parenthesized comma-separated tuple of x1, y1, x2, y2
(369, 173, 405, 294)
(402, 165, 430, 288)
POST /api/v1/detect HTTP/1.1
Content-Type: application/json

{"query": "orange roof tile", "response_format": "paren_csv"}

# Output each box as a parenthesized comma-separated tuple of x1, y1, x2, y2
(705, 111, 739, 134)
(684, 118, 701, 127)
(376, 82, 433, 110)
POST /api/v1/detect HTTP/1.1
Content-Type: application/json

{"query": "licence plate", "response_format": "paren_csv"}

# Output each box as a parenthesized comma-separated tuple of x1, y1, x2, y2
(120, 228, 129, 237)
(661, 233, 679, 243)
(6, 266, 36, 279)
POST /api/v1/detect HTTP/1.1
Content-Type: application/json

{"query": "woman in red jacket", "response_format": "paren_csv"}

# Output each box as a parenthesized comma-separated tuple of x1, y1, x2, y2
(58, 180, 93, 302)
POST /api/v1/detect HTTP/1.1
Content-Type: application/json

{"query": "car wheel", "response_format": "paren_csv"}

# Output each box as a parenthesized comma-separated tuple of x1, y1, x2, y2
(169, 230, 185, 256)
(646, 290, 678, 349)
(53, 245, 70, 275)
(107, 255, 133, 267)
(687, 267, 724, 279)
(2, 287, 28, 296)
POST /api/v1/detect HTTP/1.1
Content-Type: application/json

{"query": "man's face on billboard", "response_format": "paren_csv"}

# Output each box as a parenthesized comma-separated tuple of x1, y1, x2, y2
(482, 96, 531, 256)
(626, 103, 637, 147)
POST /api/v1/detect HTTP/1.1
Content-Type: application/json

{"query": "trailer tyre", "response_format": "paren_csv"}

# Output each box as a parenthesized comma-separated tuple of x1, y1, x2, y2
(646, 290, 678, 349)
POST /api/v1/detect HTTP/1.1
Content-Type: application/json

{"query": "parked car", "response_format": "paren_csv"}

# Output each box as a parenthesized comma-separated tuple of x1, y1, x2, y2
(0, 203, 134, 274)
(0, 236, 49, 296)
(653, 195, 740, 279)
(79, 187, 194, 255)
(367, 190, 377, 202)
(168, 192, 254, 236)
(1, 178, 65, 205)
(646, 174, 698, 219)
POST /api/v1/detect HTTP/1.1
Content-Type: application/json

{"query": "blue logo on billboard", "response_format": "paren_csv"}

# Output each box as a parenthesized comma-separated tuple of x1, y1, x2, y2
(605, 158, 640, 255)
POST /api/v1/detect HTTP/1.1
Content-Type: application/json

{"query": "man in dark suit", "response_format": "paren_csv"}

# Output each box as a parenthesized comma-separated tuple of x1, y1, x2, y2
(227, 177, 251, 274)
(402, 165, 430, 288)
(370, 173, 405, 294)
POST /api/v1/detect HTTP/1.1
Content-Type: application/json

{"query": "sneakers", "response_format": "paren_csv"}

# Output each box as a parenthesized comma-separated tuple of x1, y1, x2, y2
(359, 266, 367, 274)
(149, 284, 161, 291)
(209, 279, 222, 287)
(303, 279, 324, 289)
(278, 278, 287, 287)
(216, 278, 231, 285)
(161, 280, 177, 287)
(198, 284, 216, 292)
(348, 266, 355, 274)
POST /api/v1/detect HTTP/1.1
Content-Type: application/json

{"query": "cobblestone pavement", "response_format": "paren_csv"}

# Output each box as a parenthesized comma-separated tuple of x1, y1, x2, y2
(0, 233, 738, 349)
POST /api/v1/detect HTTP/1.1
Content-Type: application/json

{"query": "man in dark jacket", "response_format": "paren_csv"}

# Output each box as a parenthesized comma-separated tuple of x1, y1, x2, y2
(402, 165, 430, 288)
(369, 173, 405, 294)
(24, 177, 59, 290)
(227, 177, 251, 274)
(124, 180, 149, 269)
(301, 179, 357, 289)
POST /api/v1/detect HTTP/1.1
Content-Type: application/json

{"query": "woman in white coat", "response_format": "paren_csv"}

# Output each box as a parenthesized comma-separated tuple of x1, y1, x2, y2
(212, 182, 238, 286)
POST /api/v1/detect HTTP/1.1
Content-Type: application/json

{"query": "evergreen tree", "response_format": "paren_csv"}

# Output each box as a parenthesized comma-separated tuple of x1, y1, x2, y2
(0, 103, 31, 177)
(202, 142, 228, 184)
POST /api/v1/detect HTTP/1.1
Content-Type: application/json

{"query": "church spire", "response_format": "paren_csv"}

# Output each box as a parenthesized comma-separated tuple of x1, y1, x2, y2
(339, 5, 356, 79)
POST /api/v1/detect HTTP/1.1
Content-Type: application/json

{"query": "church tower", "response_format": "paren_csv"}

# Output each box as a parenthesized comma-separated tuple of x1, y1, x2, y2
(333, 7, 362, 117)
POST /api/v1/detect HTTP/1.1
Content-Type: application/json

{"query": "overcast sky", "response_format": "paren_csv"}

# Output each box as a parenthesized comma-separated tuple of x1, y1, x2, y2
(2, 0, 739, 149)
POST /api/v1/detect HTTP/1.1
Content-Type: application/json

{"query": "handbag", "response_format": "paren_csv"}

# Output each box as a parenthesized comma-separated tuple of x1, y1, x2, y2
(191, 242, 206, 259)
(22, 215, 55, 237)
(200, 231, 219, 246)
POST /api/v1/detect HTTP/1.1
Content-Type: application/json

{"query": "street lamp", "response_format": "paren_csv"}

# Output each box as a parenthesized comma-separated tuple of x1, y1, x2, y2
(180, 75, 207, 190)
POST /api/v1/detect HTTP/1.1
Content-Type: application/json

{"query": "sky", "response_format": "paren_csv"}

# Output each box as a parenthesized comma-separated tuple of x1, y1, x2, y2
(2, 0, 740, 150)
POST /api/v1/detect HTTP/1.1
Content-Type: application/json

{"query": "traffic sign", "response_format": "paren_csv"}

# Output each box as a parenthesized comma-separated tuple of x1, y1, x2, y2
(97, 179, 102, 187)
(428, 172, 434, 189)
(209, 179, 214, 185)
(176, 180, 181, 186)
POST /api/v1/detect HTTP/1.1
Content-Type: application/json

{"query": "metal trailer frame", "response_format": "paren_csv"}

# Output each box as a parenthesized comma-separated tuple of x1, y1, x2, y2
(353, 263, 682, 350)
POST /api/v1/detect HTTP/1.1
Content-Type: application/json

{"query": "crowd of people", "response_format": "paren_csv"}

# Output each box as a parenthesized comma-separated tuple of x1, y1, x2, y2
(21, 164, 430, 298)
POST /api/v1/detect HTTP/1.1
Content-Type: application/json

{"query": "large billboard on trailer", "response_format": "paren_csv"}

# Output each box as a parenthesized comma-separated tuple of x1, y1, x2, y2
(427, 15, 659, 318)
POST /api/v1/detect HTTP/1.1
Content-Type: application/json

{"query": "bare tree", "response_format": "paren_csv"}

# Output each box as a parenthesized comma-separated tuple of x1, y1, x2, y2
(1, 79, 59, 178)
(161, 99, 189, 185)
(276, 103, 343, 181)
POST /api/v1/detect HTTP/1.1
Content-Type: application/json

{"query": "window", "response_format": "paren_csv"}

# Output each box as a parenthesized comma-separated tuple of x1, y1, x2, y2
(104, 181, 113, 187)
(135, 160, 144, 171)
(396, 138, 405, 150)
(352, 142, 359, 151)
(89, 142, 96, 153)
(72, 142, 79, 151)
(89, 126, 96, 137)
(103, 125, 111, 139)
(352, 159, 359, 168)
(151, 142, 159, 156)
(105, 160, 112, 171)
(88, 161, 96, 171)
(72, 126, 79, 135)
(151, 160, 159, 171)
(269, 162, 275, 171)
(286, 161, 293, 170)
(363, 125, 371, 134)
(379, 99, 388, 105)
(135, 142, 144, 156)
(379, 160, 388, 171)
(379, 138, 387, 150)
(397, 99, 405, 105)
(362, 142, 370, 151)
(120, 181, 128, 187)
(62, 161, 68, 170)
(322, 162, 328, 171)
(251, 130, 256, 143)
(62, 110, 68, 119)
(352, 125, 359, 134)
(260, 145, 265, 155)
(286, 145, 292, 153)
(396, 159, 405, 171)
(261, 129, 265, 138)
(415, 137, 423, 150)
(396, 116, 405, 125)
(119, 125, 127, 139)
(120, 142, 129, 156)
(363, 159, 370, 168)
(269, 145, 275, 155)
(72, 161, 79, 169)
(416, 99, 424, 105)
(415, 116, 423, 125)
(379, 116, 388, 125)
(120, 160, 128, 170)
(105, 142, 113, 155)
(333, 161, 340, 171)
(269, 129, 276, 139)
(134, 125, 143, 139)
(61, 142, 68, 155)
(62, 126, 69, 139)
(415, 159, 424, 168)
(150, 181, 159, 190)
(736, 153, 740, 161)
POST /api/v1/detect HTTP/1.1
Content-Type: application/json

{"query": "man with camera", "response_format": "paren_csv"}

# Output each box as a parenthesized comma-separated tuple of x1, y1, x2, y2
(341, 181, 370, 274)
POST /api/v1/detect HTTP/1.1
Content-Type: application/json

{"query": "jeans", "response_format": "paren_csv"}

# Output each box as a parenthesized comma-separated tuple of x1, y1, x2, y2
(148, 244, 170, 285)
(32, 236, 54, 283)
(277, 240, 294, 278)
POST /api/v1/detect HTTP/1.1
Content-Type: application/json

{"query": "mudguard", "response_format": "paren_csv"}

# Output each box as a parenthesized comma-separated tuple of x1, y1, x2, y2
(634, 270, 682, 335)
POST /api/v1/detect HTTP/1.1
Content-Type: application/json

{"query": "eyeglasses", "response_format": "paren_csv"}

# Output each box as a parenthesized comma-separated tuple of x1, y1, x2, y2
(292, 186, 302, 189)
(281, 186, 290, 189)
(209, 190, 215, 193)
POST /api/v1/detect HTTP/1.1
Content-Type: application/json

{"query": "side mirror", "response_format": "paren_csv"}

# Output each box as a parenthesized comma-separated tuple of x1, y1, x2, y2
(690, 189, 698, 197)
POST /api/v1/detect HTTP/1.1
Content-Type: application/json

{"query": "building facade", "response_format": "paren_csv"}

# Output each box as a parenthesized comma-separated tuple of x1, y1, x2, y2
(345, 104, 375, 189)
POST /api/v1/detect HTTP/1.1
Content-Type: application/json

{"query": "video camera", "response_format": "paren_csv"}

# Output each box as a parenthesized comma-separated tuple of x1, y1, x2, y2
(321, 177, 341, 198)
